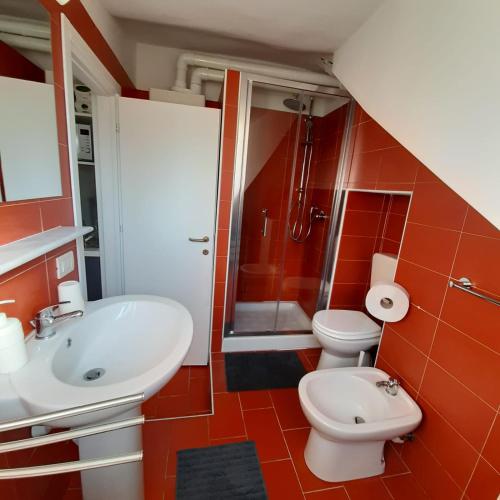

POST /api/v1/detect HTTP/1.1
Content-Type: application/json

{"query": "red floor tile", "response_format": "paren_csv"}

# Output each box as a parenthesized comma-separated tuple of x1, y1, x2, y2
(212, 360, 228, 393)
(156, 394, 191, 418)
(208, 393, 246, 440)
(271, 388, 310, 430)
(143, 421, 170, 499)
(239, 390, 273, 410)
(261, 459, 303, 500)
(383, 474, 430, 500)
(208, 436, 248, 446)
(382, 443, 409, 476)
(284, 428, 342, 492)
(189, 365, 210, 380)
(305, 487, 349, 499)
(243, 408, 289, 462)
(164, 476, 176, 500)
(344, 477, 393, 500)
(166, 417, 209, 476)
(188, 377, 212, 414)
(158, 367, 190, 397)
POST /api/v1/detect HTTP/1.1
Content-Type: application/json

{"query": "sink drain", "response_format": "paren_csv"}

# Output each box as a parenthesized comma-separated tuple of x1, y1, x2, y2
(354, 416, 366, 424)
(83, 368, 105, 381)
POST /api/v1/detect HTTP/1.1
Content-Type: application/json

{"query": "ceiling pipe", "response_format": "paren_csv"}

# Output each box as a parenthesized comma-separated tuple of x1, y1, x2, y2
(0, 33, 51, 53)
(173, 52, 341, 94)
(190, 67, 225, 94)
(0, 16, 50, 40)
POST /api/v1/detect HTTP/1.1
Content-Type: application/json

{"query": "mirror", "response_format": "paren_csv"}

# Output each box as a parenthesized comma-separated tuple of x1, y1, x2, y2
(0, 0, 62, 202)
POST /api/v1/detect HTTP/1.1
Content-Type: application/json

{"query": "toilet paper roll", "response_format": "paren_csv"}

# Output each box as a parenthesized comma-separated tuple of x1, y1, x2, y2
(58, 281, 85, 314)
(365, 281, 409, 322)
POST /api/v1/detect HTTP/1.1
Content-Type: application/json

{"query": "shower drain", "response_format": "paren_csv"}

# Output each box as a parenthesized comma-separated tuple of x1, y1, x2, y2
(83, 368, 105, 381)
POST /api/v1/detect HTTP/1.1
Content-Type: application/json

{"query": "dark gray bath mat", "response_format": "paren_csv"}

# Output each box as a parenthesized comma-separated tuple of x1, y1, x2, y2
(176, 441, 267, 499)
(224, 351, 306, 391)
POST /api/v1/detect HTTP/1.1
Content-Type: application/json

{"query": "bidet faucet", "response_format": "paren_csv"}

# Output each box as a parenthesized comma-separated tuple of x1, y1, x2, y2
(31, 303, 83, 340)
(376, 377, 400, 396)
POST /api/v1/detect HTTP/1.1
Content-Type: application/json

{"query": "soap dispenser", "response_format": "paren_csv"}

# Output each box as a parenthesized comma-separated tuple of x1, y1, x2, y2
(0, 300, 28, 374)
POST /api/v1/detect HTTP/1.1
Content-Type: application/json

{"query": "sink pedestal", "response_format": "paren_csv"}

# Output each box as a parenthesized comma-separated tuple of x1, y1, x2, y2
(77, 407, 144, 500)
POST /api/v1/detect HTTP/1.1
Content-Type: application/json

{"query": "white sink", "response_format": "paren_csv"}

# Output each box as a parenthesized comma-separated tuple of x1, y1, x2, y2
(2, 295, 193, 500)
(11, 295, 193, 427)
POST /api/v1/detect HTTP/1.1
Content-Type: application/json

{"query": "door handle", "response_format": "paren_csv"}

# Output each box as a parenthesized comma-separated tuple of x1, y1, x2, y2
(188, 236, 209, 243)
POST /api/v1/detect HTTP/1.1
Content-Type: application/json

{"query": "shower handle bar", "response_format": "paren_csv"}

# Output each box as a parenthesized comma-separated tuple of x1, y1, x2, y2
(261, 208, 269, 237)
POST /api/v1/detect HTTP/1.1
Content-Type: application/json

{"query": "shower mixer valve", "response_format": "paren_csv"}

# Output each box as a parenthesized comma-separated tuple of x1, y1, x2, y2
(312, 207, 328, 221)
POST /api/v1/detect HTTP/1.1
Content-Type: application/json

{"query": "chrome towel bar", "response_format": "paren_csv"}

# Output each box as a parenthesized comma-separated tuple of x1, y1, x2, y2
(0, 415, 145, 454)
(0, 393, 144, 433)
(449, 277, 500, 307)
(0, 394, 145, 480)
(0, 452, 143, 479)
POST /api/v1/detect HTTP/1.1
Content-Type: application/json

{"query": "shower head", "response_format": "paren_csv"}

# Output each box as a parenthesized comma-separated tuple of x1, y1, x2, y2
(283, 96, 305, 112)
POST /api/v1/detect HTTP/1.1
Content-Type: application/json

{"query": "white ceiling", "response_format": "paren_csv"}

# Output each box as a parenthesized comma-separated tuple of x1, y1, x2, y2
(100, 0, 383, 55)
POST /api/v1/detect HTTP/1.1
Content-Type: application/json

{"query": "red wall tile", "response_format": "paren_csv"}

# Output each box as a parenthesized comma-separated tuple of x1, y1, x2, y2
(0, 41, 45, 82)
(344, 105, 499, 499)
(210, 70, 240, 352)
(330, 191, 410, 311)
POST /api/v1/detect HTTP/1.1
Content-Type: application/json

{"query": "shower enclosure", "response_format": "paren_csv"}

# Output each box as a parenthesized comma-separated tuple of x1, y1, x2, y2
(224, 74, 353, 347)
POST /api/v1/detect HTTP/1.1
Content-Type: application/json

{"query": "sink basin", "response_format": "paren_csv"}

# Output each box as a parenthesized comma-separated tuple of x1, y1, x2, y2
(11, 295, 193, 427)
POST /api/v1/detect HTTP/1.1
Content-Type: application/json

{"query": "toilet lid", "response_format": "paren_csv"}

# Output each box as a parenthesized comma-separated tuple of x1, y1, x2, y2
(313, 310, 381, 340)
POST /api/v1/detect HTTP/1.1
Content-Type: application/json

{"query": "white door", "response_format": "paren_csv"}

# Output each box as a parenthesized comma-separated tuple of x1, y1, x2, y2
(117, 97, 221, 364)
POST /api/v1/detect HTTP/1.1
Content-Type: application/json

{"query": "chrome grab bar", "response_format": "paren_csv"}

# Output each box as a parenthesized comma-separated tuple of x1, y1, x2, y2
(449, 277, 500, 307)
(261, 208, 268, 237)
(0, 453, 143, 479)
(0, 393, 145, 480)
(188, 236, 209, 242)
(0, 393, 144, 433)
(0, 416, 145, 454)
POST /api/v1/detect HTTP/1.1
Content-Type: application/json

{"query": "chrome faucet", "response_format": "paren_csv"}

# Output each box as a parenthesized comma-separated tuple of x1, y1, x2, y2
(31, 303, 83, 340)
(376, 377, 400, 396)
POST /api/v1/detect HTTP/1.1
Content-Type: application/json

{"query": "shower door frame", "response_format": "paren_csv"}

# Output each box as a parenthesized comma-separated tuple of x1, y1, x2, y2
(223, 72, 355, 350)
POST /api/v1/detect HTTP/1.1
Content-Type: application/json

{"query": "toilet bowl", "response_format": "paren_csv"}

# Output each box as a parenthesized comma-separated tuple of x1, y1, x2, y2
(298, 367, 422, 482)
(313, 253, 398, 369)
(313, 310, 381, 369)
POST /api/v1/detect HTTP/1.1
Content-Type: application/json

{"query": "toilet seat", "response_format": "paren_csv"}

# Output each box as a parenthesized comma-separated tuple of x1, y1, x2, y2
(312, 310, 381, 341)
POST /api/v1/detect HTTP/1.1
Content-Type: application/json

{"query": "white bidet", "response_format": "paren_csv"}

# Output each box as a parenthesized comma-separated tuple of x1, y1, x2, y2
(298, 367, 422, 482)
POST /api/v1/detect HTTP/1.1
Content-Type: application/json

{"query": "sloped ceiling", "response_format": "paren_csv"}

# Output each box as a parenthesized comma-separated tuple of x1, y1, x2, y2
(333, 0, 500, 228)
(99, 0, 382, 67)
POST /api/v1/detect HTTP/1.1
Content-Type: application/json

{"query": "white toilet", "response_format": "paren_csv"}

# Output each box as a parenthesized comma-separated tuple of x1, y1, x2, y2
(298, 367, 422, 482)
(313, 253, 397, 369)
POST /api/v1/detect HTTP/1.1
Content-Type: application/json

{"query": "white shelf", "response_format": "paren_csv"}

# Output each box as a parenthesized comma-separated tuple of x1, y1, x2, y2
(75, 112, 92, 118)
(78, 160, 95, 166)
(0, 226, 93, 276)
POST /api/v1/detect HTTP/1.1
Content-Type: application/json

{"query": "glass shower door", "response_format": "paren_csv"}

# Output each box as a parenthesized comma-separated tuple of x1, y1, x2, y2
(228, 75, 351, 337)
(277, 98, 349, 332)
(232, 82, 304, 334)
